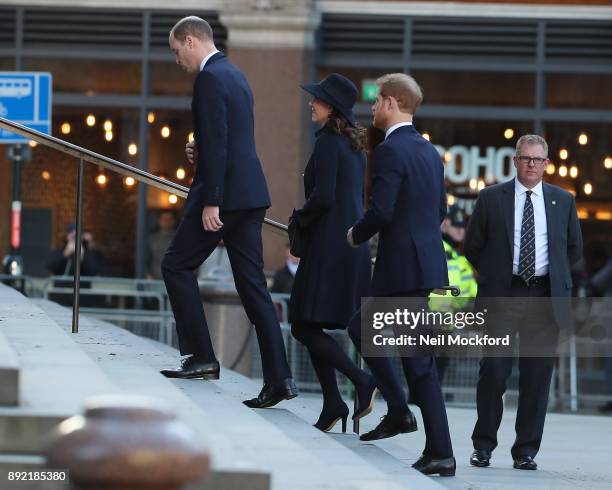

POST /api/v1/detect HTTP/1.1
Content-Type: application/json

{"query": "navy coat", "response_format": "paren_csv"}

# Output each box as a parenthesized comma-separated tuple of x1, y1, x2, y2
(185, 52, 271, 215)
(351, 125, 448, 295)
(289, 129, 371, 328)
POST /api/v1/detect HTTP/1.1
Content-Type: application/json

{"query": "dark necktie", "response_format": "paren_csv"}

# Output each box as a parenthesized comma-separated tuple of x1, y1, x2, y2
(518, 190, 536, 282)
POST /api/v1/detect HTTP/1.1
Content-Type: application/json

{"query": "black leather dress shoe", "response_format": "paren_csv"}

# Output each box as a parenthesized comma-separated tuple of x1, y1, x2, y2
(160, 356, 220, 380)
(513, 455, 537, 470)
(470, 449, 492, 467)
(412, 454, 456, 476)
(243, 378, 298, 408)
(359, 411, 418, 441)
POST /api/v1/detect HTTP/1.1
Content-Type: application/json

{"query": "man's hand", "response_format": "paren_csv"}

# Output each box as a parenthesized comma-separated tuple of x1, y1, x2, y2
(202, 206, 223, 232)
(186, 140, 198, 165)
(347, 227, 358, 248)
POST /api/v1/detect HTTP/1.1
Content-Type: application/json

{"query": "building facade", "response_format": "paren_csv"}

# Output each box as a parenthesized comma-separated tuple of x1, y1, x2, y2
(0, 0, 610, 276)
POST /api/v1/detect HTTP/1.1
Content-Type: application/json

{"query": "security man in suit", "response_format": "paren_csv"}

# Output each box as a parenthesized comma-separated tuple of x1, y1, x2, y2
(347, 73, 455, 477)
(465, 134, 582, 470)
(161, 16, 297, 409)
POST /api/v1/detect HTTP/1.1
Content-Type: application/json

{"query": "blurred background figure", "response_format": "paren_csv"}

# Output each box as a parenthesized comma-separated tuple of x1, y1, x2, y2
(271, 243, 299, 294)
(146, 212, 178, 280)
(47, 224, 107, 306)
(432, 204, 478, 386)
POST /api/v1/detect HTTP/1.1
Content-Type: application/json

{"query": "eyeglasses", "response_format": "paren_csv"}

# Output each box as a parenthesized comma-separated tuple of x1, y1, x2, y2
(516, 156, 548, 166)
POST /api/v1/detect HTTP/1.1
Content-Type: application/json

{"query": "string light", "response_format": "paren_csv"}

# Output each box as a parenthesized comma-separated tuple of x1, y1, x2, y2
(176, 167, 186, 180)
(161, 126, 171, 138)
(469, 178, 478, 190)
(41, 170, 51, 181)
(168, 194, 178, 204)
(86, 114, 96, 127)
(447, 194, 455, 205)
(578, 133, 588, 146)
(558, 165, 568, 177)
(188, 132, 194, 143)
(577, 208, 589, 220)
(128, 143, 138, 156)
(569, 166, 578, 179)
(604, 157, 612, 169)
(504, 128, 514, 140)
(103, 119, 113, 132)
(96, 173, 108, 186)
(584, 182, 592, 195)
(546, 162, 556, 175)
(124, 176, 135, 187)
(28, 140, 38, 148)
(60, 122, 71, 135)
(559, 149, 568, 160)
(477, 179, 485, 191)
(444, 151, 451, 163)
(147, 112, 155, 124)
(105, 131, 113, 142)
(422, 132, 431, 142)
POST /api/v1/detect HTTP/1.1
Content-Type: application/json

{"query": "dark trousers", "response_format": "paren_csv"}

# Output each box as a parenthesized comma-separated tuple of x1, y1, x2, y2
(161, 208, 291, 383)
(472, 280, 558, 458)
(348, 290, 453, 459)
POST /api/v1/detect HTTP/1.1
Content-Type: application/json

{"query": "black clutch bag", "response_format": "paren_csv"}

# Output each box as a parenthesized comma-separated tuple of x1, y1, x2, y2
(288, 209, 308, 258)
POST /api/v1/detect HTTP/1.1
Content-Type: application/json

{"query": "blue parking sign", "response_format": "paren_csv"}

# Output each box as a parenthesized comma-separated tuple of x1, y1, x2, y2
(0, 72, 52, 143)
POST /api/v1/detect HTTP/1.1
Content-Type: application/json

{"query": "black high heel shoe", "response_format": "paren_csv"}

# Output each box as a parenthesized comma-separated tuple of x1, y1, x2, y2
(352, 376, 378, 421)
(314, 403, 349, 433)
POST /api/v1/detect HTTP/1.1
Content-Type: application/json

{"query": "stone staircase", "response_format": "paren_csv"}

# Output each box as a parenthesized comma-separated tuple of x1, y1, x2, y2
(0, 283, 464, 490)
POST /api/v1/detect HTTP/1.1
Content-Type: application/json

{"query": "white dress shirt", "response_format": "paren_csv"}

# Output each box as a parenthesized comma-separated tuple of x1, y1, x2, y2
(199, 49, 220, 72)
(385, 121, 413, 139)
(512, 178, 549, 276)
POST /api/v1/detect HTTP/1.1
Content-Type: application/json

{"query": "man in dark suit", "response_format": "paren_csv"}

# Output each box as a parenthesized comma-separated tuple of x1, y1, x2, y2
(347, 73, 455, 477)
(465, 134, 582, 470)
(161, 16, 297, 409)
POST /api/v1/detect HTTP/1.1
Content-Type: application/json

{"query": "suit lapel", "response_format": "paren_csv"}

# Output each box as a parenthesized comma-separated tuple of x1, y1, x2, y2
(501, 179, 515, 258)
(542, 183, 556, 253)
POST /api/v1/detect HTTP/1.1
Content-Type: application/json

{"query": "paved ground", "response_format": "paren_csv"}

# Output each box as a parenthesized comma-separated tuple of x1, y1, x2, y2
(290, 393, 612, 490)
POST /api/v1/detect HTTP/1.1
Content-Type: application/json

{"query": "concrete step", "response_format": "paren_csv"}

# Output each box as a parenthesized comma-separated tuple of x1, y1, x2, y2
(144, 336, 444, 490)
(35, 299, 270, 490)
(0, 285, 119, 453)
(0, 327, 19, 406)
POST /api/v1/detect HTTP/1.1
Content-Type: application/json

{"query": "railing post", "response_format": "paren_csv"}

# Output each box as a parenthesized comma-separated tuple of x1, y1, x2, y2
(71, 158, 85, 334)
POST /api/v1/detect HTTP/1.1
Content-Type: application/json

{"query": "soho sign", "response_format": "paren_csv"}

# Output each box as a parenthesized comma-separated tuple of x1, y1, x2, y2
(433, 145, 516, 184)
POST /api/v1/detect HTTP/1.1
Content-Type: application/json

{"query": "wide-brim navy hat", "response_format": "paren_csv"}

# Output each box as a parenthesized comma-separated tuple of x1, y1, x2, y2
(301, 73, 358, 127)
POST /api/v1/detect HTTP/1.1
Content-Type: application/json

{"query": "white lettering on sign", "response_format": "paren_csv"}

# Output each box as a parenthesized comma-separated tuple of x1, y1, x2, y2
(434, 145, 516, 184)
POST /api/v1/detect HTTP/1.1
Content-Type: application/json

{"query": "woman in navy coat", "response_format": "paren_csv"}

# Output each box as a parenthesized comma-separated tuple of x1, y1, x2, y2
(290, 74, 377, 432)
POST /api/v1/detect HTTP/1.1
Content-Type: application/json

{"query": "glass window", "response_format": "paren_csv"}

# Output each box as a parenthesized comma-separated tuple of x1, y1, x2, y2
(412, 70, 536, 107)
(145, 108, 193, 210)
(150, 61, 192, 97)
(546, 74, 612, 110)
(543, 121, 611, 201)
(23, 58, 141, 95)
(0, 57, 14, 70)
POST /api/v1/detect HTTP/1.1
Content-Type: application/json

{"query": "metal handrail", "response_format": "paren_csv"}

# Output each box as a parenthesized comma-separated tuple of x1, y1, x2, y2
(0, 116, 288, 232)
(0, 115, 287, 335)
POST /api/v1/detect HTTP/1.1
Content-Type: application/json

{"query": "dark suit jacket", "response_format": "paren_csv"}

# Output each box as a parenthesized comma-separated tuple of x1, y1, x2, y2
(352, 125, 448, 295)
(464, 178, 582, 300)
(185, 52, 271, 215)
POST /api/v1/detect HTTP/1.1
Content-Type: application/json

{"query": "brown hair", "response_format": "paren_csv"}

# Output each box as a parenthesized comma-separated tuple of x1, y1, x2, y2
(323, 110, 366, 152)
(170, 16, 214, 43)
(377, 73, 423, 114)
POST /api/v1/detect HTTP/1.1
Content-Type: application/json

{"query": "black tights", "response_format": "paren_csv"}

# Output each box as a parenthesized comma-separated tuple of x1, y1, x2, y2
(291, 323, 369, 410)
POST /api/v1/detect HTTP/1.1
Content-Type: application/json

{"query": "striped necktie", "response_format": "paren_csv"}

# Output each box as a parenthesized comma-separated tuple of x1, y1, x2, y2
(518, 190, 536, 282)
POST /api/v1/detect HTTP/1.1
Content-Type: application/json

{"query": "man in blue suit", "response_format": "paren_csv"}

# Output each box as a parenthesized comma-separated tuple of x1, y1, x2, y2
(161, 16, 297, 409)
(347, 73, 455, 476)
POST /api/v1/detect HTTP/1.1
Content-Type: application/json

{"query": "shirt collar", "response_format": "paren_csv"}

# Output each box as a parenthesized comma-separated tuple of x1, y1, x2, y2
(385, 121, 412, 140)
(515, 177, 543, 197)
(199, 49, 220, 72)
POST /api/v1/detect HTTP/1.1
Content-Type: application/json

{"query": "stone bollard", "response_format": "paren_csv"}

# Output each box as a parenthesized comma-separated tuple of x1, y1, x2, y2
(44, 395, 210, 490)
